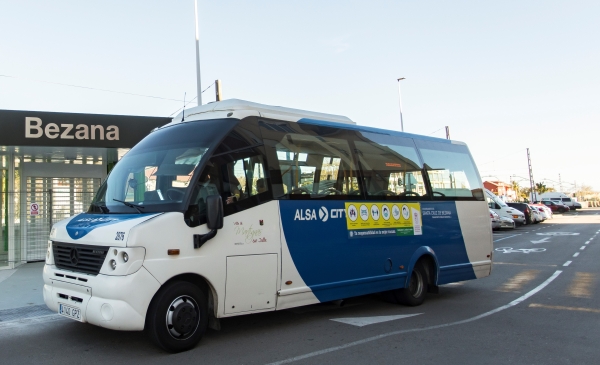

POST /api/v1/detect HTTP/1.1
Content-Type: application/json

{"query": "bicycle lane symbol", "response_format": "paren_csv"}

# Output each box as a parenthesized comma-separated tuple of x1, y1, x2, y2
(495, 247, 547, 254)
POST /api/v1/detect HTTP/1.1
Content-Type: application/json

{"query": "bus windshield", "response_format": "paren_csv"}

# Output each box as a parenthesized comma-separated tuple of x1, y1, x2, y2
(90, 119, 237, 214)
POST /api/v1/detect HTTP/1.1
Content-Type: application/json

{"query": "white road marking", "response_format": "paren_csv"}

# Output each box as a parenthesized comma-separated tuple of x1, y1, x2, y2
(563, 261, 572, 267)
(495, 247, 546, 254)
(494, 234, 521, 242)
(536, 232, 580, 236)
(580, 246, 586, 250)
(573, 252, 580, 257)
(330, 314, 422, 327)
(585, 241, 590, 244)
(265, 271, 563, 365)
(0, 314, 64, 330)
(531, 237, 550, 244)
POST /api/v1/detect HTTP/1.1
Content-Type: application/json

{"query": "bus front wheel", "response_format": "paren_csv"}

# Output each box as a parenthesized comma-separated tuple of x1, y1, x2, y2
(146, 281, 208, 353)
(393, 262, 428, 306)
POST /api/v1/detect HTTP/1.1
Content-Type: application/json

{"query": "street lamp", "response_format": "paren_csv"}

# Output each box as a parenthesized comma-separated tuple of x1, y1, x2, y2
(194, 0, 202, 106)
(397, 77, 405, 132)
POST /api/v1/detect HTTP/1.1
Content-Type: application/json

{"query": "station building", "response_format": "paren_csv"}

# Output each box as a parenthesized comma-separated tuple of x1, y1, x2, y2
(0, 109, 169, 269)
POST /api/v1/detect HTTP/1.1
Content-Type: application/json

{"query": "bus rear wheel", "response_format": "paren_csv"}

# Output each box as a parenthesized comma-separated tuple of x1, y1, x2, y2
(393, 262, 428, 306)
(146, 281, 208, 353)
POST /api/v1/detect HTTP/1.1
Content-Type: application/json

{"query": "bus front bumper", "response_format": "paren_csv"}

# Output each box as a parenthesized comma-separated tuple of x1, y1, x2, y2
(43, 264, 161, 331)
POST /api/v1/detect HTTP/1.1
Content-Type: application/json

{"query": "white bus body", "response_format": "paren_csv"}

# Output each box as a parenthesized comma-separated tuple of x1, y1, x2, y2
(43, 99, 493, 352)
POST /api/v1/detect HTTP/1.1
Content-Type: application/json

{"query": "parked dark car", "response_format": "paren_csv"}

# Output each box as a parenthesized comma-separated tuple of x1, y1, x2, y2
(507, 202, 533, 224)
(538, 200, 570, 213)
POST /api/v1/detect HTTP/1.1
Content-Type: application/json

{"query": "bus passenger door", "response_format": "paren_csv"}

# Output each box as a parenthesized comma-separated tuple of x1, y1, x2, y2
(201, 147, 280, 315)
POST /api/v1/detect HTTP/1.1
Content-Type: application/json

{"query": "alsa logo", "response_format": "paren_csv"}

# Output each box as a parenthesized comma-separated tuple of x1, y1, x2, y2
(25, 117, 119, 141)
(294, 206, 346, 222)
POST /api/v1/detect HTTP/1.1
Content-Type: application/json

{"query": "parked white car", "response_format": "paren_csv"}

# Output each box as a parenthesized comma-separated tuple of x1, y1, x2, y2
(529, 205, 543, 223)
(531, 205, 548, 221)
(536, 204, 553, 219)
(485, 189, 526, 225)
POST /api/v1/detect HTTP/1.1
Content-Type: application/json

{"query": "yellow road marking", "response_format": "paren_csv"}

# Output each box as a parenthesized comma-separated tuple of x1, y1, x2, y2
(567, 272, 596, 298)
(497, 270, 540, 292)
(529, 303, 600, 314)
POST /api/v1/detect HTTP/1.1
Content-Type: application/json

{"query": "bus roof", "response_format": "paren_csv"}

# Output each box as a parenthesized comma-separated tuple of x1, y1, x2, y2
(169, 99, 465, 146)
(174, 99, 355, 125)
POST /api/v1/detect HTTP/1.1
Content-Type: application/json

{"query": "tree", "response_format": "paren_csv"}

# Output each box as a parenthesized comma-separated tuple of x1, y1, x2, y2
(535, 182, 550, 194)
(511, 181, 525, 202)
(574, 184, 598, 201)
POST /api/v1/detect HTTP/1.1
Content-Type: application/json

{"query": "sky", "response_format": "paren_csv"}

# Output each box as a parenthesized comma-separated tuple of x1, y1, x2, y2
(1, 0, 599, 191)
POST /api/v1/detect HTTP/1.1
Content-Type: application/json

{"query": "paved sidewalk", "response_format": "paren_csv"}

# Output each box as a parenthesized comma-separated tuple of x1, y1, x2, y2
(0, 262, 48, 311)
(0, 262, 61, 327)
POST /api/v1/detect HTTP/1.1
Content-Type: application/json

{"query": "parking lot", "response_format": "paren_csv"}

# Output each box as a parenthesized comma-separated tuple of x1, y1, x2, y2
(0, 208, 598, 364)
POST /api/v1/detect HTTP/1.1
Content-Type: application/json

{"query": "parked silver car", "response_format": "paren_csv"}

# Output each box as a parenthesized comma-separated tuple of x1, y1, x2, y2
(490, 209, 501, 230)
(499, 216, 516, 229)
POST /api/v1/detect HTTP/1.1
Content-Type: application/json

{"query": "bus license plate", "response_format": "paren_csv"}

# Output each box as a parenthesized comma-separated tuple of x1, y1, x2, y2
(59, 303, 82, 321)
(512, 215, 519, 219)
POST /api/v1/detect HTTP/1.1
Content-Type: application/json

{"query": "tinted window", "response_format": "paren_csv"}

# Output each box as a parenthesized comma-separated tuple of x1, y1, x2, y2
(416, 140, 484, 201)
(259, 121, 360, 199)
(186, 121, 271, 224)
(354, 132, 426, 200)
(92, 119, 237, 214)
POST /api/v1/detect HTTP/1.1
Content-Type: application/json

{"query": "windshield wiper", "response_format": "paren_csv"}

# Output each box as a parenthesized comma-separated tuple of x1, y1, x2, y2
(91, 201, 109, 214)
(112, 199, 145, 214)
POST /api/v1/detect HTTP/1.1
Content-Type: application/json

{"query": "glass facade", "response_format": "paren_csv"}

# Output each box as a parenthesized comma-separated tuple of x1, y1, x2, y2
(0, 109, 169, 269)
(0, 146, 124, 269)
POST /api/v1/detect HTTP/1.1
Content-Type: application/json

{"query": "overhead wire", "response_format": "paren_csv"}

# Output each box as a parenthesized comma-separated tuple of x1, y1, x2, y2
(427, 127, 445, 136)
(0, 74, 183, 102)
(168, 82, 215, 117)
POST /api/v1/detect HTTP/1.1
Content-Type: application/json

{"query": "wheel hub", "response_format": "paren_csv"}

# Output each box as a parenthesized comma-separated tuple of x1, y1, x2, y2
(166, 296, 199, 340)
(409, 270, 423, 298)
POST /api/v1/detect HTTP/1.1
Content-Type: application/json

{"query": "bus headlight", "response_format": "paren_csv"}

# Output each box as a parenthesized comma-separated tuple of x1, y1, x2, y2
(100, 247, 146, 276)
(45, 241, 55, 265)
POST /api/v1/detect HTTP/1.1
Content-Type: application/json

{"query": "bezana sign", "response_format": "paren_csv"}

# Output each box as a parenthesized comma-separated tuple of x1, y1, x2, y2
(25, 117, 119, 141)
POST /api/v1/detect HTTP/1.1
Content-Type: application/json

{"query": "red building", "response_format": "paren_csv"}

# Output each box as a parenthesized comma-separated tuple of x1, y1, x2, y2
(484, 181, 515, 201)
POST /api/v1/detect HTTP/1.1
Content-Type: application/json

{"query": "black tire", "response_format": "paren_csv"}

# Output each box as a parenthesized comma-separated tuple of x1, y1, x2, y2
(392, 262, 428, 306)
(146, 281, 208, 353)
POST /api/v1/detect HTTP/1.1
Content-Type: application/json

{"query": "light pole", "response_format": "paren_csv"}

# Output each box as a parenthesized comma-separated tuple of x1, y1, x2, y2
(194, 0, 202, 106)
(397, 77, 405, 132)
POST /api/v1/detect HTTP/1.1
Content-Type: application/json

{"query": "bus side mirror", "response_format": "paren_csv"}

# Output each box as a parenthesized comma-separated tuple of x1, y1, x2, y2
(193, 195, 223, 249)
(206, 195, 224, 230)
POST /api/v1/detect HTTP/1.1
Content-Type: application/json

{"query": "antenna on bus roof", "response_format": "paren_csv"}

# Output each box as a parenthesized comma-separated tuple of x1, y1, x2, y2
(182, 92, 186, 122)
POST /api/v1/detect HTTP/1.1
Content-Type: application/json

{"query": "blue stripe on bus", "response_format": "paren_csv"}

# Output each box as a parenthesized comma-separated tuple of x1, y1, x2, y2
(65, 213, 155, 240)
(279, 200, 476, 302)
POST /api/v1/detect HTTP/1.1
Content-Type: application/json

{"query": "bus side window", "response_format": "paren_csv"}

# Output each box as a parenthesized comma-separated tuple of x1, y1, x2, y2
(223, 155, 268, 203)
(354, 133, 425, 200)
(273, 135, 357, 198)
(186, 162, 223, 227)
(258, 120, 360, 199)
(415, 140, 484, 201)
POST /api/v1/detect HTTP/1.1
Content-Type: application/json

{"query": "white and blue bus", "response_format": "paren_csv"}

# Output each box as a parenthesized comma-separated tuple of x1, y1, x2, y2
(43, 100, 493, 352)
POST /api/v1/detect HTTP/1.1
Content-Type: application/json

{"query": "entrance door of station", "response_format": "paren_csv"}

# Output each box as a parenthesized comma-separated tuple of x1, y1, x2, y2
(22, 163, 105, 262)
(25, 177, 101, 261)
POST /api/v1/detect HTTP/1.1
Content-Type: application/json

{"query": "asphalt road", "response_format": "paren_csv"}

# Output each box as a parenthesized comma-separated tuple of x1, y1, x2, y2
(1, 209, 599, 365)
